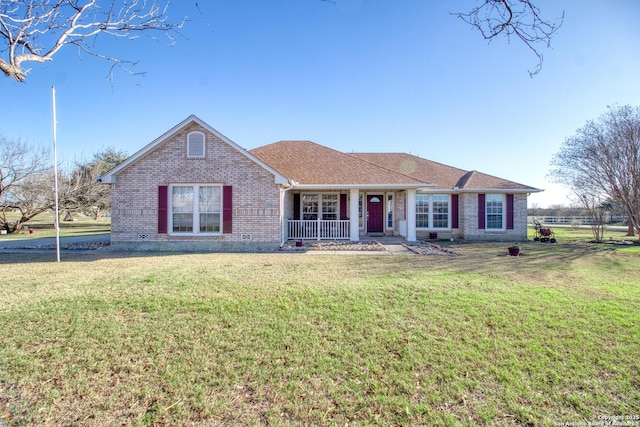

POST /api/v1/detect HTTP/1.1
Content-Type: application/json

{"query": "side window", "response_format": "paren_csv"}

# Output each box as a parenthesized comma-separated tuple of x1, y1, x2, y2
(387, 193, 394, 229)
(187, 132, 205, 158)
(486, 194, 505, 230)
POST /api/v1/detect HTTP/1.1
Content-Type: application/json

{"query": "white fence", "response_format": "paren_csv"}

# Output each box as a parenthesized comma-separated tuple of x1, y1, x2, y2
(529, 216, 626, 225)
(287, 220, 351, 240)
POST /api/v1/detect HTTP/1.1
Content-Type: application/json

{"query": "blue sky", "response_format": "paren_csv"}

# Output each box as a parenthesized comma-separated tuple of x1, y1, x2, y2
(2, 0, 639, 207)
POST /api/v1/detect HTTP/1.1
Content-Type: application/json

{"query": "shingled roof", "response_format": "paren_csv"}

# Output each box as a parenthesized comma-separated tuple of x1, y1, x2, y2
(250, 141, 540, 192)
(249, 141, 428, 187)
(351, 153, 538, 191)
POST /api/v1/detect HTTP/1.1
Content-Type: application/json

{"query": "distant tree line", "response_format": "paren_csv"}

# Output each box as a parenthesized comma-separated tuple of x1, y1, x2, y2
(0, 136, 126, 233)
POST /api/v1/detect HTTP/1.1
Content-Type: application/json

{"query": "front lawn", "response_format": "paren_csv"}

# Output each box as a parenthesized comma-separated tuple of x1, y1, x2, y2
(0, 212, 110, 240)
(0, 240, 638, 426)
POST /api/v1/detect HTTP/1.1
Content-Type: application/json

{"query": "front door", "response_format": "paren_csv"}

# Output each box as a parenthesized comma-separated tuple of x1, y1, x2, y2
(366, 195, 384, 233)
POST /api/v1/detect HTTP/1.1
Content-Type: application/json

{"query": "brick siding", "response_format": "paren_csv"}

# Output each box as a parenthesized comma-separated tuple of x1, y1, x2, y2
(459, 192, 529, 242)
(110, 123, 282, 250)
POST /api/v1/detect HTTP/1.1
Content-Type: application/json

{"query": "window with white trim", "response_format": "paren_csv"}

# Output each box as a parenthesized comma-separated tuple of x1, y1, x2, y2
(301, 194, 338, 220)
(187, 132, 205, 158)
(302, 194, 318, 220)
(416, 195, 429, 228)
(171, 185, 221, 233)
(416, 194, 450, 229)
(322, 194, 338, 220)
(387, 193, 394, 229)
(486, 194, 505, 230)
(432, 194, 449, 228)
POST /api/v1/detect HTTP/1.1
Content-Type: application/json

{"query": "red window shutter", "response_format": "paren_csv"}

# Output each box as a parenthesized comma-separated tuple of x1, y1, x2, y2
(223, 186, 233, 234)
(340, 194, 348, 220)
(293, 193, 300, 221)
(158, 185, 168, 234)
(506, 194, 514, 230)
(478, 194, 486, 229)
(451, 194, 459, 229)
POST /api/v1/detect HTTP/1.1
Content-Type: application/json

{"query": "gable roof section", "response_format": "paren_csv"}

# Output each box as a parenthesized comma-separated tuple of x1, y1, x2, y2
(98, 115, 289, 185)
(454, 170, 537, 191)
(249, 141, 429, 188)
(350, 152, 540, 192)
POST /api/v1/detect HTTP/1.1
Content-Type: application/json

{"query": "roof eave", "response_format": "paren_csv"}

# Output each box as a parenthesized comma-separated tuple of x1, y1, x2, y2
(456, 188, 543, 193)
(292, 183, 435, 190)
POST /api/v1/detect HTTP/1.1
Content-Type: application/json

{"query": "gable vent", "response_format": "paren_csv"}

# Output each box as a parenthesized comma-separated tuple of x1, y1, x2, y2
(188, 132, 205, 158)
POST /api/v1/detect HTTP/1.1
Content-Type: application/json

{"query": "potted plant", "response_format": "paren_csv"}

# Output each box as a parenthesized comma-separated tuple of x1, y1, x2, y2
(508, 243, 520, 256)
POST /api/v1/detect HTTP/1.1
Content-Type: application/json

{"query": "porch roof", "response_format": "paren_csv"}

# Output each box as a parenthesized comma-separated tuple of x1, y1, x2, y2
(249, 141, 429, 187)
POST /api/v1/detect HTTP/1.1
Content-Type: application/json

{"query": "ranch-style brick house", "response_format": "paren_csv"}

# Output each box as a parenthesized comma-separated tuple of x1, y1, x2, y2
(98, 115, 541, 251)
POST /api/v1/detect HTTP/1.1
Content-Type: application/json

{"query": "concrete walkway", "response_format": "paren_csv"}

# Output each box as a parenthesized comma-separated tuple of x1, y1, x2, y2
(363, 237, 416, 255)
(381, 243, 416, 255)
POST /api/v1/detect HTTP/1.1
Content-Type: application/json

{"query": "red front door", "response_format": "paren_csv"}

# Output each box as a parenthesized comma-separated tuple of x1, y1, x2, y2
(367, 195, 384, 233)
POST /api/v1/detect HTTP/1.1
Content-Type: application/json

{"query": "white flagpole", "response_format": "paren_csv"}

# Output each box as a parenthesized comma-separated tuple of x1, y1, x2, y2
(52, 86, 60, 262)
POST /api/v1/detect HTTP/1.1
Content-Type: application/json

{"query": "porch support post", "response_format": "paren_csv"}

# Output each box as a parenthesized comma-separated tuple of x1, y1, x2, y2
(349, 188, 359, 242)
(406, 188, 417, 242)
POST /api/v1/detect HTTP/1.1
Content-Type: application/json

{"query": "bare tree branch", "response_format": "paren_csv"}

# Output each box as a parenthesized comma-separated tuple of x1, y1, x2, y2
(453, 0, 564, 76)
(0, 0, 185, 82)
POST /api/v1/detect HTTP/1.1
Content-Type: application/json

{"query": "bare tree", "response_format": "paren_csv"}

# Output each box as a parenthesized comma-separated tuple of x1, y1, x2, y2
(2, 166, 94, 233)
(572, 184, 607, 242)
(551, 105, 640, 239)
(0, 0, 184, 82)
(0, 136, 50, 232)
(2, 167, 57, 233)
(69, 147, 127, 219)
(453, 0, 564, 76)
(0, 141, 126, 232)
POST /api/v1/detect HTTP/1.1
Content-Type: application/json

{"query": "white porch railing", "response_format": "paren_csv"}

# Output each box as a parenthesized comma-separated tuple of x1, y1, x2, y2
(287, 219, 351, 240)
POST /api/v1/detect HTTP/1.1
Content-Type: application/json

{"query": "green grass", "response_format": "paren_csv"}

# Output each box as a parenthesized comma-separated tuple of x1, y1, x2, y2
(0, 213, 110, 239)
(0, 230, 639, 426)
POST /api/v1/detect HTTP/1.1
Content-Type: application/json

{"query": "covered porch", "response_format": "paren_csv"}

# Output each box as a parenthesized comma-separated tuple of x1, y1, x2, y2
(282, 187, 418, 242)
(286, 219, 351, 240)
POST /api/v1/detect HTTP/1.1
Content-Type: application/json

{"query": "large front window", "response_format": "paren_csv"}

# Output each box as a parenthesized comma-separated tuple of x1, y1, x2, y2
(486, 194, 504, 230)
(171, 185, 221, 233)
(302, 194, 338, 220)
(416, 194, 450, 229)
